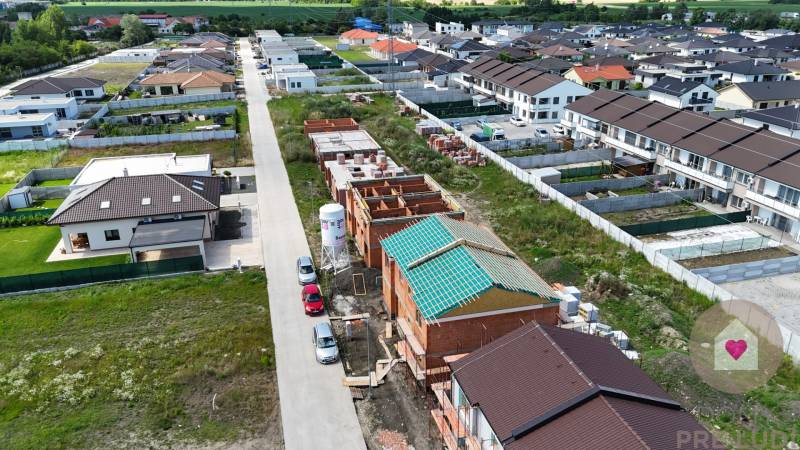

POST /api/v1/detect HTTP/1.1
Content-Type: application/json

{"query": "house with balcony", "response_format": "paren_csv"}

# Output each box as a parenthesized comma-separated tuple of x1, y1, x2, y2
(739, 105, 800, 138)
(431, 322, 714, 450)
(381, 216, 559, 384)
(716, 79, 800, 110)
(716, 60, 790, 84)
(457, 57, 592, 124)
(562, 89, 800, 241)
(669, 38, 718, 57)
(648, 78, 718, 112)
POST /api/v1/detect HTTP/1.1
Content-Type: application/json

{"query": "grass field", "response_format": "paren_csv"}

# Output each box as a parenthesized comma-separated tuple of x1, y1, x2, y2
(35, 179, 72, 187)
(58, 63, 149, 93)
(109, 99, 238, 116)
(0, 270, 282, 449)
(314, 36, 376, 62)
(0, 150, 64, 185)
(16, 198, 65, 211)
(0, 183, 14, 197)
(0, 226, 129, 277)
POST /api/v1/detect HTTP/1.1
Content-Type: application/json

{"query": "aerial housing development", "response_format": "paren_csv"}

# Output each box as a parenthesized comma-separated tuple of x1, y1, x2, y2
(1, 2, 799, 449)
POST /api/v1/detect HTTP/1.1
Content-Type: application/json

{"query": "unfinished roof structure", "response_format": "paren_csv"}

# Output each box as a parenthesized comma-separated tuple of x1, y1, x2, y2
(345, 174, 463, 268)
(309, 129, 382, 170)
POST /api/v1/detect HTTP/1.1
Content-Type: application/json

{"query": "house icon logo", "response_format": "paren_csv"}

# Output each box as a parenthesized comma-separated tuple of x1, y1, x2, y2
(713, 319, 758, 371)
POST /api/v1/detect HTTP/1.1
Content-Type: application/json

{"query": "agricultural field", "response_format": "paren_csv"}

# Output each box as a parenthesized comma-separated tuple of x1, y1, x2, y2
(0, 271, 281, 449)
(58, 63, 150, 94)
(314, 36, 376, 62)
(0, 226, 129, 277)
(605, 0, 800, 10)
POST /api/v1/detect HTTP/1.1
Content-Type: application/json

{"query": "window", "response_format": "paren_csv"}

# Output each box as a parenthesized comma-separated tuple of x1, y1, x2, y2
(56, 108, 66, 119)
(100, 200, 110, 209)
(537, 111, 547, 119)
(552, 97, 560, 105)
(31, 126, 44, 137)
(601, 123, 609, 134)
(0, 128, 11, 139)
(624, 131, 637, 146)
(296, 82, 302, 88)
(290, 82, 296, 89)
(172, 195, 181, 203)
(735, 170, 752, 185)
(567, 96, 574, 103)
(84, 89, 94, 96)
(415, 309, 422, 326)
(551, 111, 558, 119)
(104, 229, 120, 241)
(777, 185, 800, 207)
(687, 153, 705, 170)
(538, 97, 549, 105)
(759, 102, 768, 109)
(141, 197, 151, 205)
(73, 90, 83, 97)
(160, 86, 174, 95)
(730, 195, 745, 209)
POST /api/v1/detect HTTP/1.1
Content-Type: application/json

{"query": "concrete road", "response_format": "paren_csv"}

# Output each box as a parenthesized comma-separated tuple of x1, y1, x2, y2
(239, 38, 367, 450)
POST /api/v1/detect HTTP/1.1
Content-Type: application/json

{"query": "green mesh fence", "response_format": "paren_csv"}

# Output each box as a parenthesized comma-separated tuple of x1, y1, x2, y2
(620, 210, 751, 236)
(299, 54, 343, 69)
(420, 101, 507, 119)
(0, 208, 57, 219)
(0, 255, 204, 294)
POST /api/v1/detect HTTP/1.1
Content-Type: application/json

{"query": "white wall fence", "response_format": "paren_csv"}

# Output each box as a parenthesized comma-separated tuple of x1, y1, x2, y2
(399, 88, 473, 105)
(298, 81, 423, 94)
(69, 130, 236, 148)
(580, 188, 704, 214)
(0, 139, 68, 152)
(108, 92, 236, 110)
(102, 106, 237, 124)
(507, 148, 613, 170)
(692, 255, 800, 284)
(397, 92, 800, 361)
(554, 174, 670, 197)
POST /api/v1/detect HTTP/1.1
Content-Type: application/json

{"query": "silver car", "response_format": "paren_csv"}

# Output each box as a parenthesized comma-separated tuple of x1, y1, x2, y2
(296, 256, 317, 285)
(313, 322, 339, 364)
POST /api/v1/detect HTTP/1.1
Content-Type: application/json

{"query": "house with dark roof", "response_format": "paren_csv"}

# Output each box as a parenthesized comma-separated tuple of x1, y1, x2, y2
(48, 174, 221, 264)
(393, 48, 434, 67)
(432, 322, 718, 450)
(716, 79, 800, 110)
(718, 37, 757, 53)
(470, 20, 534, 36)
(416, 53, 467, 86)
(648, 78, 718, 112)
(447, 39, 491, 60)
(692, 50, 749, 68)
(742, 47, 793, 64)
(10, 77, 107, 100)
(518, 57, 574, 75)
(740, 105, 800, 138)
(563, 89, 800, 241)
(716, 59, 789, 83)
(668, 38, 718, 57)
(457, 57, 592, 124)
(381, 216, 560, 383)
(582, 56, 637, 71)
(582, 44, 631, 59)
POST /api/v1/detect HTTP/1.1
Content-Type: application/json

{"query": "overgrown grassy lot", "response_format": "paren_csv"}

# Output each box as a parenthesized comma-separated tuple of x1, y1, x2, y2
(268, 93, 800, 446)
(0, 271, 281, 449)
(0, 226, 129, 277)
(0, 150, 64, 185)
(109, 99, 238, 116)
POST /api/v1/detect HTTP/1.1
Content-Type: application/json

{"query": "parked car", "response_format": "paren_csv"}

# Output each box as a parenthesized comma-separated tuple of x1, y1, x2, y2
(470, 133, 490, 142)
(509, 116, 526, 127)
(301, 284, 325, 315)
(535, 127, 549, 138)
(312, 322, 339, 364)
(296, 256, 317, 285)
(476, 116, 488, 128)
(552, 124, 565, 135)
(450, 120, 462, 131)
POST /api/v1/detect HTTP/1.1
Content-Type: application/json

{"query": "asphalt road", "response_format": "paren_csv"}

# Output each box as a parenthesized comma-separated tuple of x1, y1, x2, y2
(239, 38, 367, 450)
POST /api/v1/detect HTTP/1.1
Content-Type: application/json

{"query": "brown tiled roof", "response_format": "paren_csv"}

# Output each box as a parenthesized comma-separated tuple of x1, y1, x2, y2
(449, 323, 709, 449)
(140, 71, 234, 88)
(459, 57, 568, 96)
(48, 174, 220, 225)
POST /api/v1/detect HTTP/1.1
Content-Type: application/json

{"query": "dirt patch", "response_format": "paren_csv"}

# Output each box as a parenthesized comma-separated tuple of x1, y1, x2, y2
(679, 246, 797, 269)
(603, 203, 710, 225)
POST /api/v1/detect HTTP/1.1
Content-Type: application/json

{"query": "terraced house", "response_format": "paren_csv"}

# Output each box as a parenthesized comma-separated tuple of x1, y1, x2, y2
(381, 215, 559, 384)
(562, 89, 800, 243)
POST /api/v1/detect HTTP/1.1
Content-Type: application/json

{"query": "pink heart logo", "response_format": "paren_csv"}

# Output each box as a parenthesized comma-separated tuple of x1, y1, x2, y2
(725, 339, 748, 360)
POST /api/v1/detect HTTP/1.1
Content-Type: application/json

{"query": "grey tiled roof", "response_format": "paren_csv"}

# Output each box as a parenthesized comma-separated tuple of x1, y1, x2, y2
(12, 77, 106, 95)
(49, 174, 220, 225)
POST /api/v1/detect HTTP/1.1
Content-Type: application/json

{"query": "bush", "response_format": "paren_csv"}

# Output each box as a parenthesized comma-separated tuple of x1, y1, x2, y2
(0, 214, 49, 228)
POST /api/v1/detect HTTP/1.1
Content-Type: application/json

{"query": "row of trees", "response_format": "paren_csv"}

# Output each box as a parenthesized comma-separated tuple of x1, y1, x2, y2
(0, 5, 97, 83)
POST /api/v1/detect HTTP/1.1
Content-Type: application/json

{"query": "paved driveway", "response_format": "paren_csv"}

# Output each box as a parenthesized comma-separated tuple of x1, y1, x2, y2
(240, 38, 366, 450)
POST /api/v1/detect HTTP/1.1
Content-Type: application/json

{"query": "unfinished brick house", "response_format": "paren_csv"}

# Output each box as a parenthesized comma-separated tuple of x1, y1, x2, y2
(308, 129, 382, 171)
(303, 117, 359, 135)
(345, 174, 464, 268)
(380, 215, 560, 384)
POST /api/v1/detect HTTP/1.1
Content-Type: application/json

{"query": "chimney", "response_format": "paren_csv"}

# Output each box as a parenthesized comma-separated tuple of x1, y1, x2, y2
(122, 167, 129, 177)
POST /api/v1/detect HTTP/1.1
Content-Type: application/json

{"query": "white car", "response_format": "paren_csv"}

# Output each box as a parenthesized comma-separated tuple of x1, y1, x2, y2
(535, 128, 549, 138)
(509, 117, 526, 127)
(552, 124, 565, 135)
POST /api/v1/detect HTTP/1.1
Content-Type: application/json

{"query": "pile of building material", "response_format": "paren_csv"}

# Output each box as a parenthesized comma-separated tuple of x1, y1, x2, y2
(427, 134, 486, 167)
(415, 120, 442, 136)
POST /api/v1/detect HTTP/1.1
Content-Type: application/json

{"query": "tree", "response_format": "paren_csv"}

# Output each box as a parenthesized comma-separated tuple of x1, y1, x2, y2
(690, 7, 706, 25)
(583, 3, 600, 22)
(672, 2, 689, 23)
(120, 14, 152, 47)
(37, 5, 68, 42)
(172, 22, 195, 34)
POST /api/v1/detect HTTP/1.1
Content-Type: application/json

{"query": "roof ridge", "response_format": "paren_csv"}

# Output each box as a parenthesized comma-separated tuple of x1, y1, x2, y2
(48, 177, 113, 223)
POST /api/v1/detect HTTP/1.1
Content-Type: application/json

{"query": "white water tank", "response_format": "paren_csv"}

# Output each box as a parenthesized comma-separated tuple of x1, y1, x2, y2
(319, 203, 346, 249)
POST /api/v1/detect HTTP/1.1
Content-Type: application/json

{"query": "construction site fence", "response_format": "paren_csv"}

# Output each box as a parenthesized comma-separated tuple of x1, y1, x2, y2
(396, 92, 800, 362)
(0, 256, 205, 295)
(621, 210, 751, 236)
(418, 100, 507, 119)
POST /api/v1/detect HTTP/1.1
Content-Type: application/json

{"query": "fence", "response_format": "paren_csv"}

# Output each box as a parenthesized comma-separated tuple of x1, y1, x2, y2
(298, 81, 422, 94)
(102, 106, 237, 124)
(554, 174, 670, 197)
(658, 236, 778, 261)
(69, 130, 236, 148)
(0, 256, 205, 295)
(482, 137, 561, 152)
(0, 139, 69, 152)
(691, 255, 800, 284)
(0, 208, 56, 219)
(621, 210, 750, 236)
(298, 54, 343, 69)
(559, 164, 614, 180)
(507, 148, 613, 170)
(85, 103, 110, 128)
(108, 93, 236, 111)
(419, 100, 507, 119)
(581, 189, 704, 215)
(399, 88, 473, 105)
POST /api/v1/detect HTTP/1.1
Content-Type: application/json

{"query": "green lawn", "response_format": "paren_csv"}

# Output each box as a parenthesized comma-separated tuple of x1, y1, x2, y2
(0, 270, 280, 449)
(0, 150, 64, 185)
(0, 226, 129, 277)
(0, 183, 14, 197)
(35, 179, 72, 187)
(16, 198, 64, 211)
(314, 36, 376, 62)
(109, 99, 238, 116)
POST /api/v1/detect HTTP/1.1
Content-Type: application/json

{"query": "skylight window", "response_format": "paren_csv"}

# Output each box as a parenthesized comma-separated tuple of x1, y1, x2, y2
(100, 201, 110, 209)
(172, 195, 181, 203)
(141, 197, 151, 205)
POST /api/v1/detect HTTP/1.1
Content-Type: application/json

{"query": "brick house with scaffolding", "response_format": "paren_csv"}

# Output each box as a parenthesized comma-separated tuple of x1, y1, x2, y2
(346, 174, 464, 268)
(380, 215, 560, 385)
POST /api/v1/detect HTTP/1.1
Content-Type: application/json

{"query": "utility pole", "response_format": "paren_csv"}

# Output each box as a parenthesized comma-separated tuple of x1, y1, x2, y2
(386, 0, 394, 95)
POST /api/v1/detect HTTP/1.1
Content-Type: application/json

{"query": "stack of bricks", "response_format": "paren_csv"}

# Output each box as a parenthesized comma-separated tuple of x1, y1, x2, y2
(427, 134, 486, 167)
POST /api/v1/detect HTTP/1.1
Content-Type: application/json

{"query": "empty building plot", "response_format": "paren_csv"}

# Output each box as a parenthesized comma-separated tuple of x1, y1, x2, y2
(345, 174, 464, 268)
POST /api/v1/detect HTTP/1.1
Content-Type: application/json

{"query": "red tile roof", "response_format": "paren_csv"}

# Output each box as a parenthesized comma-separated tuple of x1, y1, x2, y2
(370, 39, 417, 54)
(341, 29, 379, 40)
(88, 16, 121, 28)
(569, 65, 634, 82)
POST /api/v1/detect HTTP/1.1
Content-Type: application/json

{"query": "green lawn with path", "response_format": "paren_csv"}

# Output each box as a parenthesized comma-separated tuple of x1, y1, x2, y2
(0, 270, 280, 449)
(0, 226, 129, 277)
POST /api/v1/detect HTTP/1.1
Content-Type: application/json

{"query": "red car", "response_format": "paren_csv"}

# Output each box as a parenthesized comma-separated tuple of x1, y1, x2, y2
(301, 284, 325, 315)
